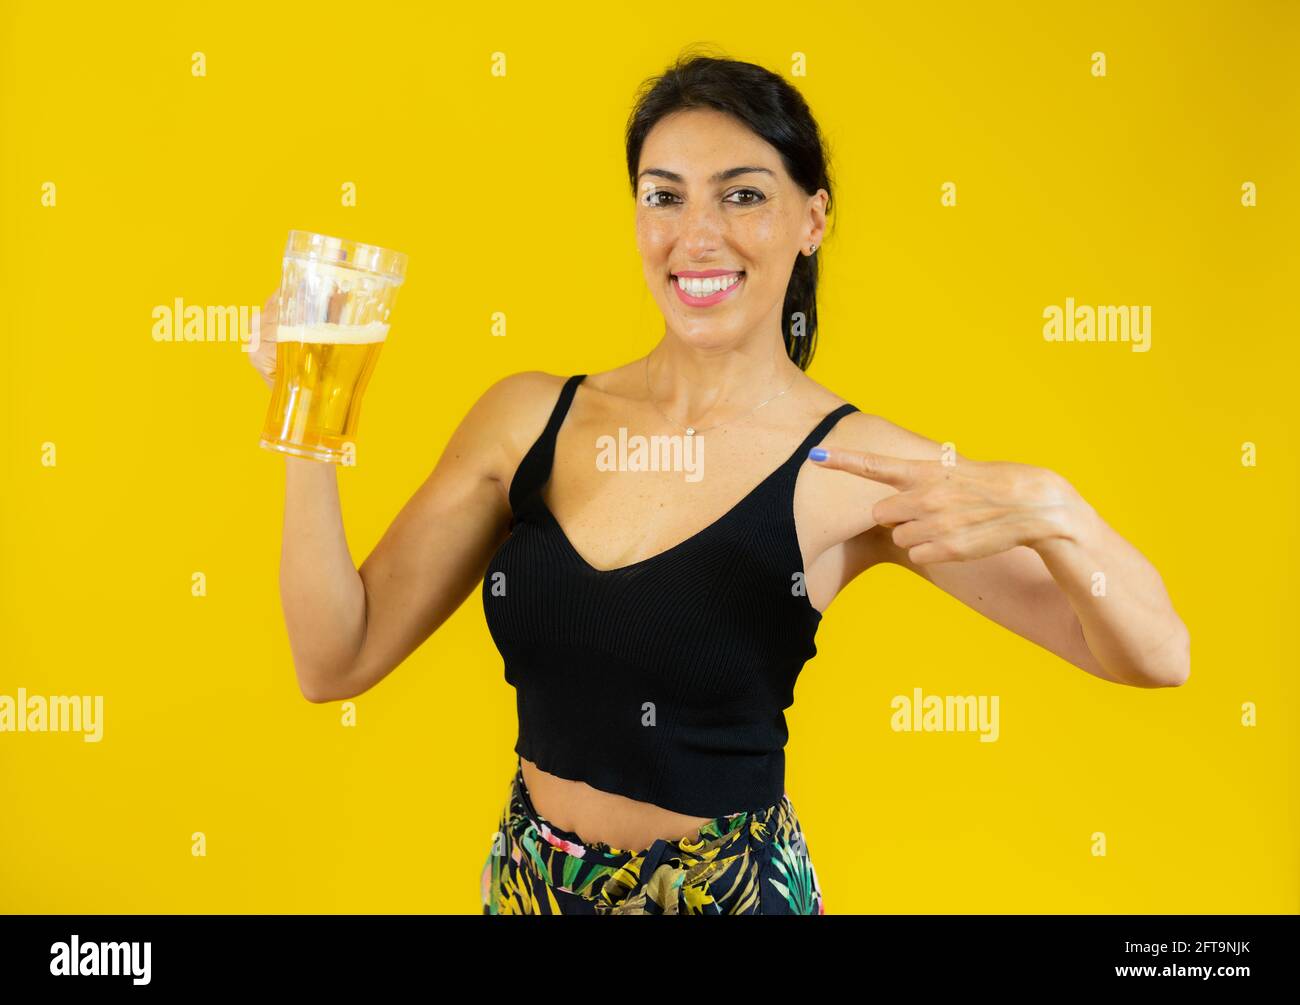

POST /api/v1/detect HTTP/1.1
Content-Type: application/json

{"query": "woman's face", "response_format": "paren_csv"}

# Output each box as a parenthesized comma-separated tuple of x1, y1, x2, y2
(635, 106, 827, 353)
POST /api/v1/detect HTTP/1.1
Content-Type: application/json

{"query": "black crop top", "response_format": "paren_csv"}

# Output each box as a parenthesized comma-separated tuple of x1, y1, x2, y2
(482, 374, 859, 818)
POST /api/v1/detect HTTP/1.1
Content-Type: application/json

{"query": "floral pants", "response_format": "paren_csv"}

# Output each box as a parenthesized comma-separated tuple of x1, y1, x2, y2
(480, 757, 825, 915)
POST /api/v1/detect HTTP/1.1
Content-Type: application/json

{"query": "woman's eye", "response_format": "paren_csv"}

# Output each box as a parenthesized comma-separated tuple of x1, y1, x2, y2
(643, 189, 765, 208)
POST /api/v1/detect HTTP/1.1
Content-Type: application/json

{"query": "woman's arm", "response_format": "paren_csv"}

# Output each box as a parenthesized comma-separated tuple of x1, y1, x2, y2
(1029, 501, 1190, 687)
(280, 370, 557, 702)
(810, 415, 1190, 689)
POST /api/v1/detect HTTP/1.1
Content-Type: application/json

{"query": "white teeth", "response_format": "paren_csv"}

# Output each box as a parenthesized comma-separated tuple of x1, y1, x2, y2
(675, 273, 742, 297)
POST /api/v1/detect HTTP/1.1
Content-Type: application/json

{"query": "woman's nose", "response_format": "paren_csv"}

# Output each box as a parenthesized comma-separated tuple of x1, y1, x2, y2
(678, 203, 725, 253)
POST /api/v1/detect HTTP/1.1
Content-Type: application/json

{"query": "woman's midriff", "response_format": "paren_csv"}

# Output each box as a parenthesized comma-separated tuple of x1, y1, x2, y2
(519, 756, 716, 852)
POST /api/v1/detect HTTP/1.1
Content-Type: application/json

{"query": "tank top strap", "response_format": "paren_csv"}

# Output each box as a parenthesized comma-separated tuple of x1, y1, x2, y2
(777, 401, 860, 478)
(508, 374, 587, 514)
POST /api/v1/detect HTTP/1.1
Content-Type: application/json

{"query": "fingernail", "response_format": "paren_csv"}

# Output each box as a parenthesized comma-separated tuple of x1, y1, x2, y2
(808, 447, 828, 462)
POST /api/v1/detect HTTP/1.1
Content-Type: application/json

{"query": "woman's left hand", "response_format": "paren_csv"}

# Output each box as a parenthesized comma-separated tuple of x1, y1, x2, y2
(809, 448, 1086, 565)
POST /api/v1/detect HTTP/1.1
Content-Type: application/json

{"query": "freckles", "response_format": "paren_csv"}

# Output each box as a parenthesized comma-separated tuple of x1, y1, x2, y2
(742, 214, 780, 243)
(638, 217, 672, 249)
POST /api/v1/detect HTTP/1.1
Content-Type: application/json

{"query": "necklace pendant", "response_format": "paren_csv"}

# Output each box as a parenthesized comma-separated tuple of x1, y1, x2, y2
(685, 426, 695, 436)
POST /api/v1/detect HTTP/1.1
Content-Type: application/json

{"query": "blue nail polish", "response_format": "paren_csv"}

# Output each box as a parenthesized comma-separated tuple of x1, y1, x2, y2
(808, 447, 828, 462)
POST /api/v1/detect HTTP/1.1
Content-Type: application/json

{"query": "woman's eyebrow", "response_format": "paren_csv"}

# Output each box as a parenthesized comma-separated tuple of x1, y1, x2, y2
(637, 166, 776, 184)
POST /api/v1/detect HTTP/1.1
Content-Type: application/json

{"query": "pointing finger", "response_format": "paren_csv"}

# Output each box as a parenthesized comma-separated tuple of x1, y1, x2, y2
(808, 447, 925, 488)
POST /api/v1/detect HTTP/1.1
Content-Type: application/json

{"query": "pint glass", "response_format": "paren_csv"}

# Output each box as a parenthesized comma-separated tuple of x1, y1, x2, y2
(259, 231, 408, 463)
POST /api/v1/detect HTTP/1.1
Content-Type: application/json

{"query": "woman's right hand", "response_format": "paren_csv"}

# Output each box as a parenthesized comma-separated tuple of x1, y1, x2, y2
(249, 289, 280, 390)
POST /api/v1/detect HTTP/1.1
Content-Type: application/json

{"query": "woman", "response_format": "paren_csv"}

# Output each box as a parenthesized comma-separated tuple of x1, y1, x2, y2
(250, 53, 1190, 915)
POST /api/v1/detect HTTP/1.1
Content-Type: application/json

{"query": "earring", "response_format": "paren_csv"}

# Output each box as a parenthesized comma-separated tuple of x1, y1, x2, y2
(808, 243, 818, 255)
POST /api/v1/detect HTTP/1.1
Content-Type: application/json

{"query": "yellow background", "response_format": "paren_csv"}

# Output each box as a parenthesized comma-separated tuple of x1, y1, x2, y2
(1, 1, 1296, 913)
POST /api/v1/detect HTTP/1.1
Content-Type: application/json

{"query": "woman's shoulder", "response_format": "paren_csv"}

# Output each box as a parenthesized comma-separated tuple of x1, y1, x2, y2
(475, 369, 576, 421)
(791, 377, 947, 461)
(787, 373, 869, 434)
(805, 391, 953, 466)
(458, 370, 577, 490)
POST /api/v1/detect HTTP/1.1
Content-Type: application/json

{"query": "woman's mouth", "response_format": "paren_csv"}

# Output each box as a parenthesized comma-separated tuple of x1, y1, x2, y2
(671, 270, 745, 306)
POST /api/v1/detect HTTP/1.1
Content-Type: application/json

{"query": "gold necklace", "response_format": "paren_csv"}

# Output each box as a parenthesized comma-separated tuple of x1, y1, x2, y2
(643, 352, 798, 437)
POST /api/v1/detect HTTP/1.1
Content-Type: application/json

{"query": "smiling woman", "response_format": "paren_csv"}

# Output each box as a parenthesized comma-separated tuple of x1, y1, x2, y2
(258, 47, 1189, 917)
(470, 58, 857, 913)
(627, 61, 833, 370)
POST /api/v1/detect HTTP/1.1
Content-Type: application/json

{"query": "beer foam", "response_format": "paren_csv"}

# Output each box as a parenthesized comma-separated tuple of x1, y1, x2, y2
(275, 322, 389, 344)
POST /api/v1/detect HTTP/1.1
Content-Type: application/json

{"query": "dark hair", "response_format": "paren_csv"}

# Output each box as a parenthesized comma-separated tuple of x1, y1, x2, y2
(624, 47, 835, 371)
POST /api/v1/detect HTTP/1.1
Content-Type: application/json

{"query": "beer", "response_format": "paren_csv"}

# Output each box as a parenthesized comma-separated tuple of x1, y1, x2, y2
(259, 321, 389, 462)
(258, 231, 407, 463)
